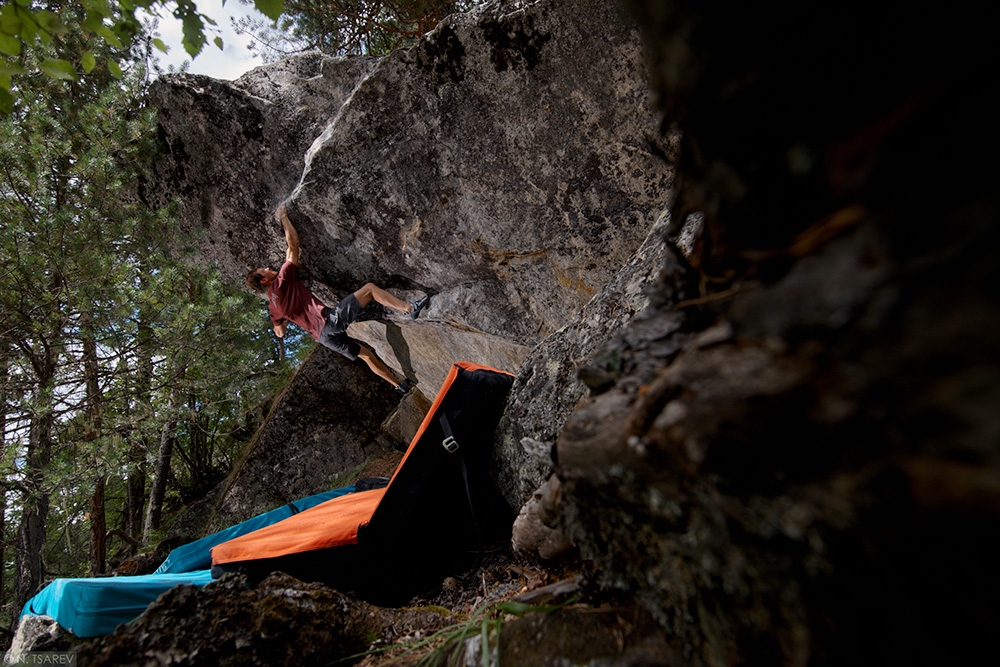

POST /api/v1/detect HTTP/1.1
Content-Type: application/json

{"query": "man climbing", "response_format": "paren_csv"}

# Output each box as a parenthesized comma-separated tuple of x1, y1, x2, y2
(246, 202, 429, 394)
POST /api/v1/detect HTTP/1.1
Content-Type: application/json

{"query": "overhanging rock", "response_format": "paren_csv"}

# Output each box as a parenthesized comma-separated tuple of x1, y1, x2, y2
(148, 0, 672, 349)
(147, 52, 380, 282)
(349, 317, 530, 398)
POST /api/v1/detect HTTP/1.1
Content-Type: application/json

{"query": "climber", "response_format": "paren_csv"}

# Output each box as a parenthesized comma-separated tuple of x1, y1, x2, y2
(246, 202, 429, 394)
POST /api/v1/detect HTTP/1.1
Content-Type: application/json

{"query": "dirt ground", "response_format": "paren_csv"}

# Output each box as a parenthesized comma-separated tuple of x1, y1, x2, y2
(356, 549, 584, 666)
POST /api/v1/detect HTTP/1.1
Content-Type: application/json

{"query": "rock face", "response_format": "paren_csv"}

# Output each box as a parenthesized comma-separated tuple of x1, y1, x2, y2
(291, 0, 671, 344)
(348, 314, 531, 398)
(492, 208, 687, 511)
(149, 0, 671, 354)
(146, 0, 675, 539)
(542, 0, 1000, 663)
(147, 53, 380, 282)
(201, 345, 405, 534)
(3, 615, 74, 665)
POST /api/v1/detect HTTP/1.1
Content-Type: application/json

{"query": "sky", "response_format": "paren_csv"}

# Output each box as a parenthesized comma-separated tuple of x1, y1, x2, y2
(151, 0, 272, 80)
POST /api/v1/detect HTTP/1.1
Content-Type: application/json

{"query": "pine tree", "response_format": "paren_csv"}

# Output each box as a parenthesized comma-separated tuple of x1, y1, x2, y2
(235, 0, 477, 61)
(1, 41, 297, 628)
(1, 1, 288, 115)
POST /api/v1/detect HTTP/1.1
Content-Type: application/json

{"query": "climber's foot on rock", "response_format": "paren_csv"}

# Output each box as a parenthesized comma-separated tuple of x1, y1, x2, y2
(409, 296, 429, 320)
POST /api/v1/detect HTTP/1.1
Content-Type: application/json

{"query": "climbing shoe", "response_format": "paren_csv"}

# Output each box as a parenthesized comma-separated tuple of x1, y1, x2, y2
(396, 378, 412, 395)
(409, 296, 429, 320)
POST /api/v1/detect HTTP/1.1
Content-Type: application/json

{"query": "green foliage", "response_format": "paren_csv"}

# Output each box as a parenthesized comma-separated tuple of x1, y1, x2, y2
(1, 24, 296, 622)
(254, 0, 286, 21)
(235, 0, 478, 61)
(0, 0, 286, 115)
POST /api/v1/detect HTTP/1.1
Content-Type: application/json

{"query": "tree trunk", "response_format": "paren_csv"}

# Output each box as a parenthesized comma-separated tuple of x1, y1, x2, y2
(143, 381, 181, 543)
(14, 489, 48, 615)
(0, 488, 5, 621)
(1, 353, 8, 611)
(124, 476, 145, 546)
(81, 310, 103, 437)
(125, 301, 154, 543)
(13, 355, 55, 618)
(82, 311, 107, 575)
(89, 476, 107, 576)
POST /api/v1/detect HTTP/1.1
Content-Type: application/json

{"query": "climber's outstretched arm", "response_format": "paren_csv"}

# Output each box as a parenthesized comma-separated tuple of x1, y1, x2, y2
(276, 202, 300, 266)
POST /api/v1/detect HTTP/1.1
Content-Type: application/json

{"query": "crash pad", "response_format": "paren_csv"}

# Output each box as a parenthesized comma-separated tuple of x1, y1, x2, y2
(154, 484, 358, 574)
(211, 362, 515, 601)
(20, 570, 214, 638)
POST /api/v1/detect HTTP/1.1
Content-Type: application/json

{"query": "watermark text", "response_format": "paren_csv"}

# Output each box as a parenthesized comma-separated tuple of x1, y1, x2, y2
(4, 652, 77, 666)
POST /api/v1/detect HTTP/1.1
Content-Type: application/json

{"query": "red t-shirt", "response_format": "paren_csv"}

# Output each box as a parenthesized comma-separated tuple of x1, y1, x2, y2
(267, 262, 327, 340)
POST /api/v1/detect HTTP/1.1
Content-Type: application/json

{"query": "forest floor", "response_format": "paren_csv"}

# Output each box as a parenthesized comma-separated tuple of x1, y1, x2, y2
(358, 549, 583, 666)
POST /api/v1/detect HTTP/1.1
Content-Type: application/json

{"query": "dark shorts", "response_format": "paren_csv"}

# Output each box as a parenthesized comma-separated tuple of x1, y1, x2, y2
(318, 294, 363, 360)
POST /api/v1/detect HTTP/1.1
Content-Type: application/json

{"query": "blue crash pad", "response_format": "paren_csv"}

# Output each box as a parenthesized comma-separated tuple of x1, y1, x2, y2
(20, 570, 214, 637)
(20, 485, 359, 637)
(154, 485, 357, 574)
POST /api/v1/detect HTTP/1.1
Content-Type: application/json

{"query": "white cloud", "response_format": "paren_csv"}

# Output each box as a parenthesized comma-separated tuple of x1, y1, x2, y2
(150, 0, 272, 80)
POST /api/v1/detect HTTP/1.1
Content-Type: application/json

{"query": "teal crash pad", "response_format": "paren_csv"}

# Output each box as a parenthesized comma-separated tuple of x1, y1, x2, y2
(20, 570, 214, 637)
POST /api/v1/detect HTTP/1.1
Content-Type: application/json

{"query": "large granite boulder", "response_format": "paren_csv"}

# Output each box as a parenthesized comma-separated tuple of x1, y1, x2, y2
(492, 208, 690, 511)
(348, 314, 531, 398)
(146, 53, 380, 282)
(290, 0, 672, 344)
(148, 0, 671, 350)
(3, 615, 74, 665)
(203, 345, 405, 534)
(145, 0, 676, 532)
